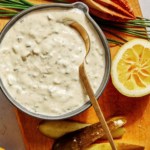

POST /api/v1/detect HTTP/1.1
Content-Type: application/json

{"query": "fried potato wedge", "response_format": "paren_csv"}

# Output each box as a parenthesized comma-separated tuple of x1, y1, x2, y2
(52, 116, 127, 150)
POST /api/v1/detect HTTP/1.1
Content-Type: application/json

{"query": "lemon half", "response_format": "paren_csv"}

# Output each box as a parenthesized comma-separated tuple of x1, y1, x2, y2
(111, 39, 150, 97)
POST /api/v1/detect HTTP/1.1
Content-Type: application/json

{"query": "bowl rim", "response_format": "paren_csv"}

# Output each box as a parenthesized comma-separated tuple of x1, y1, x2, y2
(0, 2, 111, 120)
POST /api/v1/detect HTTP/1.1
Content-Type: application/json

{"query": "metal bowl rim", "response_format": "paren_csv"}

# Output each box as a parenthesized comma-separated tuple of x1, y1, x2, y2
(0, 2, 111, 120)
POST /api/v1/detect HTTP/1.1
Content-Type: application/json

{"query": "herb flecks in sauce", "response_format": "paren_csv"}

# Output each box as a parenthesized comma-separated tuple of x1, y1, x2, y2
(0, 8, 105, 116)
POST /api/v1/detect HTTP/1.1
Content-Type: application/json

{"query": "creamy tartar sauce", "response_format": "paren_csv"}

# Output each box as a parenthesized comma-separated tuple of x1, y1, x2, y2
(0, 8, 105, 116)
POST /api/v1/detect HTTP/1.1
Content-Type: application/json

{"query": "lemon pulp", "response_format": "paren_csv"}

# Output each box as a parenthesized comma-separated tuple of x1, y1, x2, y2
(111, 39, 150, 97)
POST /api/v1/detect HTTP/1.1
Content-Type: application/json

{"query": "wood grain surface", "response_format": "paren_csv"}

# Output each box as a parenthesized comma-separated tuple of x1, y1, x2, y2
(0, 0, 150, 150)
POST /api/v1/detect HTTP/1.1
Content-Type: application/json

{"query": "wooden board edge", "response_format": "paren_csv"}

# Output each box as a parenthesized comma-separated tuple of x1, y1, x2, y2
(14, 108, 29, 150)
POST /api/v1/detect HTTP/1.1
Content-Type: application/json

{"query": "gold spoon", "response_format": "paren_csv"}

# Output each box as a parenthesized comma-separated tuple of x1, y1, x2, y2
(62, 18, 117, 150)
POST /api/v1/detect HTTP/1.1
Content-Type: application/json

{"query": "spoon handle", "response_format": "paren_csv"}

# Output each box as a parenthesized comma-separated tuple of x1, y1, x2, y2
(79, 63, 117, 150)
(64, 18, 117, 150)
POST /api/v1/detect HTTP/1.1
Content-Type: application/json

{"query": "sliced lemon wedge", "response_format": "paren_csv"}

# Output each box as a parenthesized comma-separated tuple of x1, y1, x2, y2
(111, 39, 150, 97)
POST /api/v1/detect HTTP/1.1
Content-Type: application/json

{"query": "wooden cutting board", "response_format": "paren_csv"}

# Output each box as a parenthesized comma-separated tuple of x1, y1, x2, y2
(0, 0, 150, 150)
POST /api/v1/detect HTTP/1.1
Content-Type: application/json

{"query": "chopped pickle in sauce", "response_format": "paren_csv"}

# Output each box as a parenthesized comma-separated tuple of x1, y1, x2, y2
(0, 8, 105, 116)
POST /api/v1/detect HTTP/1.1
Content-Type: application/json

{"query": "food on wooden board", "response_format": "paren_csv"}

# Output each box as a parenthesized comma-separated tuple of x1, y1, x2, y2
(1, 1, 150, 45)
(39, 120, 89, 139)
(0, 4, 106, 117)
(83, 0, 135, 22)
(86, 142, 145, 150)
(39, 119, 126, 139)
(101, 127, 126, 140)
(52, 0, 136, 22)
(111, 39, 150, 97)
(52, 116, 126, 150)
(0, 0, 136, 22)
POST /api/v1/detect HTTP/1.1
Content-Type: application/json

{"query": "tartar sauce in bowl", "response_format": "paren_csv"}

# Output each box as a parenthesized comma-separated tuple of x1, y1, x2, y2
(0, 3, 110, 119)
